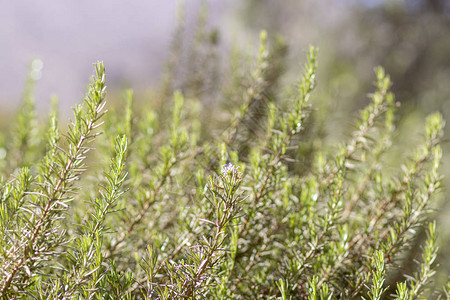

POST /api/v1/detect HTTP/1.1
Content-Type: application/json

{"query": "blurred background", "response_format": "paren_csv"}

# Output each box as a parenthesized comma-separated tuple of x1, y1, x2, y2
(0, 0, 231, 116)
(2, 0, 449, 118)
(1, 0, 450, 288)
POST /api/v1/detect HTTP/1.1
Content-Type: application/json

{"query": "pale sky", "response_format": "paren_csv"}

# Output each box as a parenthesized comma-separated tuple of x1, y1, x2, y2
(0, 1, 233, 115)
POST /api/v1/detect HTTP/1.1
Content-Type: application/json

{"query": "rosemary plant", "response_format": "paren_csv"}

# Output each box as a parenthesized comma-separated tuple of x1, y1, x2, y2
(0, 32, 448, 299)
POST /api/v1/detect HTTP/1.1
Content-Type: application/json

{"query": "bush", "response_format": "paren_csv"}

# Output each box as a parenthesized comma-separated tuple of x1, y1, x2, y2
(0, 32, 448, 299)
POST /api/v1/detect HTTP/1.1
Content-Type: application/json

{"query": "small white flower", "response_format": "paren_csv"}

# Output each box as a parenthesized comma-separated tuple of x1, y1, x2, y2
(222, 163, 239, 177)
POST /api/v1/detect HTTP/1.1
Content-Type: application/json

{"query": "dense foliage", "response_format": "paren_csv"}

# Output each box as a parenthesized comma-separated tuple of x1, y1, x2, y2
(0, 31, 448, 299)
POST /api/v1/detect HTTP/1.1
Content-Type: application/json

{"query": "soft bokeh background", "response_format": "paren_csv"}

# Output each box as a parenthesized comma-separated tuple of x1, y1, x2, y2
(2, 0, 450, 288)
(2, 0, 449, 129)
(0, 0, 232, 116)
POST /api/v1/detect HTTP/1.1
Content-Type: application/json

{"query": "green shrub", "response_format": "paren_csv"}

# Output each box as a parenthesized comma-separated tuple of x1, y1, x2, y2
(0, 32, 448, 299)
